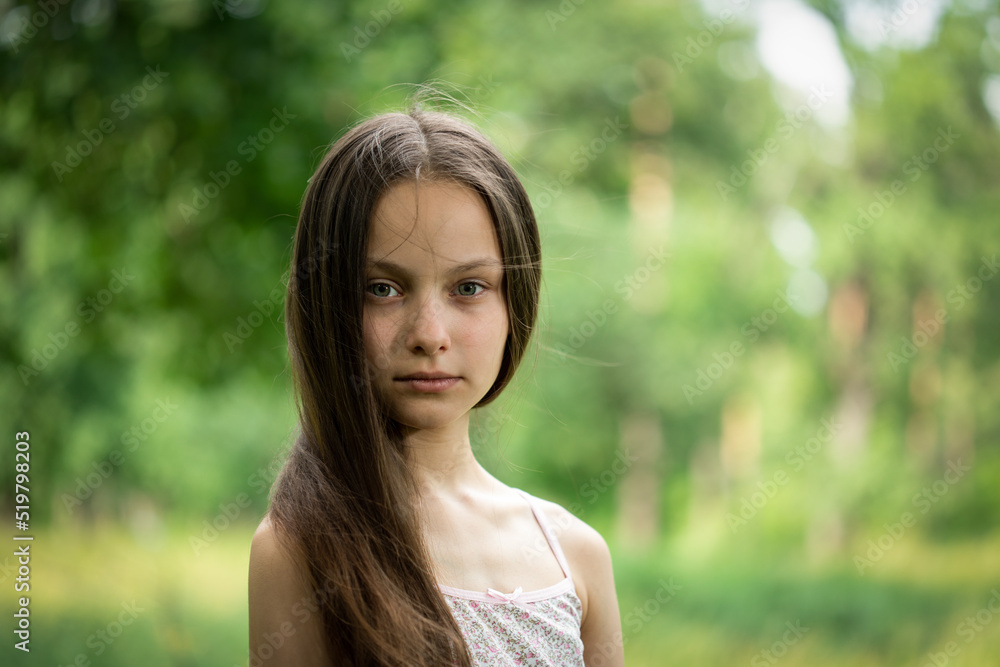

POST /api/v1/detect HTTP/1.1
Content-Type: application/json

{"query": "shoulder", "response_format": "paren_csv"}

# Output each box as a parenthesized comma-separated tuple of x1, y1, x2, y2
(248, 514, 334, 666)
(249, 514, 307, 592)
(530, 496, 624, 665)
(526, 497, 613, 616)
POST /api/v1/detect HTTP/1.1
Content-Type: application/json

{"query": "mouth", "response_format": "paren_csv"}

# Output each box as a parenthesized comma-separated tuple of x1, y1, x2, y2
(395, 372, 459, 381)
(394, 375, 461, 393)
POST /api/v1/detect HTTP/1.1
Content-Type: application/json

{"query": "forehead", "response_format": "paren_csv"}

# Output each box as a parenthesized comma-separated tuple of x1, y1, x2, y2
(367, 179, 502, 267)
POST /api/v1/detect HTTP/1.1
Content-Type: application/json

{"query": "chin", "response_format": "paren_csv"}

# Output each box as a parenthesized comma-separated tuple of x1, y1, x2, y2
(393, 414, 461, 433)
(387, 400, 477, 433)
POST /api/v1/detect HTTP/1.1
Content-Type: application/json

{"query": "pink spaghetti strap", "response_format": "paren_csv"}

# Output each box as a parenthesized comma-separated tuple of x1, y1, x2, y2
(436, 487, 578, 604)
(515, 488, 573, 580)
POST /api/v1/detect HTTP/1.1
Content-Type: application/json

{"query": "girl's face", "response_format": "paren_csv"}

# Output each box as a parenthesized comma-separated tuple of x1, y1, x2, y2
(362, 179, 509, 432)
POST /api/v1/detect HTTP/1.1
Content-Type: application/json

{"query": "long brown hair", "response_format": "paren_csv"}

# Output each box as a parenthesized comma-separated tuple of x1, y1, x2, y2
(267, 100, 541, 665)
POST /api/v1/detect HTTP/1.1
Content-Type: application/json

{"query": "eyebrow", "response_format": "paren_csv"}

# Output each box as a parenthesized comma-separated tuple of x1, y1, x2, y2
(366, 257, 502, 276)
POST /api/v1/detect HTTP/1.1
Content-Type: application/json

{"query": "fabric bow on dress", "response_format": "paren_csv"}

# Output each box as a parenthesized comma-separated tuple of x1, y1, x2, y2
(486, 586, 524, 603)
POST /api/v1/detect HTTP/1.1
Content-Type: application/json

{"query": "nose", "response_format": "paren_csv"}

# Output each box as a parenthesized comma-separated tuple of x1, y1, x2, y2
(405, 295, 450, 355)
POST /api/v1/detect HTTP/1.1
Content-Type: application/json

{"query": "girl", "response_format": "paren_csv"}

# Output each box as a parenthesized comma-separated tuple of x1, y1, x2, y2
(248, 100, 624, 666)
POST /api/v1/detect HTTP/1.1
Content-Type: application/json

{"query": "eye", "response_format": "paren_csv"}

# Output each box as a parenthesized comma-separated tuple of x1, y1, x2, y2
(368, 282, 399, 298)
(456, 282, 485, 297)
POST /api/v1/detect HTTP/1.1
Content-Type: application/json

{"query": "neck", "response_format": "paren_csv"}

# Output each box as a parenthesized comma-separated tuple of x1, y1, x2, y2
(401, 413, 497, 503)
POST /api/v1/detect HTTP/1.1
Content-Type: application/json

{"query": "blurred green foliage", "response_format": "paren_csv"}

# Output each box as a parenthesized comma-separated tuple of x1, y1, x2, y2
(2, 0, 999, 665)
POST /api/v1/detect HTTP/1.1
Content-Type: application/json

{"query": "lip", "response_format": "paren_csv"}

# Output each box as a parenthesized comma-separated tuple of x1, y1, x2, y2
(396, 372, 457, 380)
(394, 375, 461, 393)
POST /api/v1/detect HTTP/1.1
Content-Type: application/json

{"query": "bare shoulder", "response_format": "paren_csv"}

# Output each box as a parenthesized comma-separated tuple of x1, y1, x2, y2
(529, 498, 610, 611)
(532, 497, 624, 665)
(248, 514, 334, 666)
(531, 497, 624, 666)
(532, 497, 608, 559)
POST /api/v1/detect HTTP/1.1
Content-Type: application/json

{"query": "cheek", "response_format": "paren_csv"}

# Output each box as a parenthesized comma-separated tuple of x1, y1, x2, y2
(465, 305, 509, 357)
(362, 314, 392, 371)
